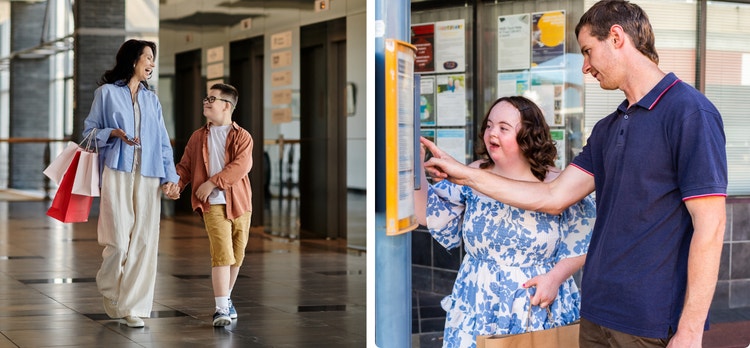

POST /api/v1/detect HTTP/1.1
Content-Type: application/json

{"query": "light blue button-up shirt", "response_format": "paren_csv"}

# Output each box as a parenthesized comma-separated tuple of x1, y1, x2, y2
(83, 81, 179, 185)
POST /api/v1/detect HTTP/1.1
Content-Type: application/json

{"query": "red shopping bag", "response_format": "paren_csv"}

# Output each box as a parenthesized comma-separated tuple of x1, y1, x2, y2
(47, 151, 94, 223)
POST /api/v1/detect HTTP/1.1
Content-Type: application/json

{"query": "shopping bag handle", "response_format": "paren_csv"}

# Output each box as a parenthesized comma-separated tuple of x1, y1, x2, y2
(525, 288, 553, 331)
(80, 128, 98, 153)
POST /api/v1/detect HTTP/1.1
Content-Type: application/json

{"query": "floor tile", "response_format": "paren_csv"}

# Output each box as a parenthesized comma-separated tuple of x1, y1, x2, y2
(0, 198, 365, 347)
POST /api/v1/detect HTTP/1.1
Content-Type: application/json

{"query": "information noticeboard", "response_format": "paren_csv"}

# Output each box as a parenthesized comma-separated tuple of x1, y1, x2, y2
(384, 39, 419, 236)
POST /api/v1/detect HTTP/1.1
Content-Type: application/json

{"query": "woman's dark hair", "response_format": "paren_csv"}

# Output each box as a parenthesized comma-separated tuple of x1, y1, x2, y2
(476, 96, 557, 182)
(99, 39, 157, 88)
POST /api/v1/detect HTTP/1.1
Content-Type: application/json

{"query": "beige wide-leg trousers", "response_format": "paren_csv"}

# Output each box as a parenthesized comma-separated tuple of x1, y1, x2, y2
(96, 165, 161, 318)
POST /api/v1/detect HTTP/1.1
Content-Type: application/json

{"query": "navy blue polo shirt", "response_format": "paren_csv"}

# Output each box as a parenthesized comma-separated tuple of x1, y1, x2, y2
(571, 73, 727, 338)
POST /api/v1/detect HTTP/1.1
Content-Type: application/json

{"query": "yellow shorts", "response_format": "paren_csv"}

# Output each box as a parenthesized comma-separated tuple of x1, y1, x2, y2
(202, 205, 251, 267)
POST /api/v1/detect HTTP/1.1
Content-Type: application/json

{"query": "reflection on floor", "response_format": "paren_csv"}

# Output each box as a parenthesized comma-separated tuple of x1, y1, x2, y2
(263, 188, 367, 251)
(0, 199, 366, 347)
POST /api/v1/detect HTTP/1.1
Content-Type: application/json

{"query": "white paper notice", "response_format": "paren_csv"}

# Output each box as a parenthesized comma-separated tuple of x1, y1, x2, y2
(271, 51, 293, 69)
(435, 19, 465, 73)
(271, 71, 292, 87)
(206, 46, 224, 63)
(271, 30, 293, 50)
(396, 50, 415, 220)
(498, 14, 531, 71)
(271, 89, 293, 105)
(206, 63, 223, 79)
(436, 128, 467, 164)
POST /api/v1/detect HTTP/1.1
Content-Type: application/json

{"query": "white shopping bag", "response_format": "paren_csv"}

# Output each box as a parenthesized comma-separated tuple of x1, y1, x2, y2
(43, 141, 80, 185)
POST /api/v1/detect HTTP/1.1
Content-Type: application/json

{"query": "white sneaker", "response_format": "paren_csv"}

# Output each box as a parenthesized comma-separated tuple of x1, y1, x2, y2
(120, 315, 145, 328)
(213, 308, 231, 327)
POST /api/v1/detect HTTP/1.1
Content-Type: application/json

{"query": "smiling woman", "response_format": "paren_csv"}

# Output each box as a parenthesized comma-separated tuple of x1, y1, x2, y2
(82, 39, 180, 329)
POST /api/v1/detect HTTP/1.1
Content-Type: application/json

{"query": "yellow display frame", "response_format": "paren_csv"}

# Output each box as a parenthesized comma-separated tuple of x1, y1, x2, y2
(384, 39, 419, 236)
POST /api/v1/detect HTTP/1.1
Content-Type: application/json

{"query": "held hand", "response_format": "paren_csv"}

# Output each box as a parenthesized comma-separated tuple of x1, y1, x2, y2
(195, 181, 217, 202)
(523, 274, 559, 309)
(161, 182, 180, 200)
(420, 137, 473, 186)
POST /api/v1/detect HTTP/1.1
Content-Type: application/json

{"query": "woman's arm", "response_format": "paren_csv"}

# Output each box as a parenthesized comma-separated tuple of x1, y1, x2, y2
(524, 255, 586, 308)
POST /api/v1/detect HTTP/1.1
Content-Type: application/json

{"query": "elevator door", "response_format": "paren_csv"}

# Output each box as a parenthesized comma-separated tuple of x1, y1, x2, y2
(299, 18, 347, 239)
(230, 37, 265, 227)
(173, 49, 203, 214)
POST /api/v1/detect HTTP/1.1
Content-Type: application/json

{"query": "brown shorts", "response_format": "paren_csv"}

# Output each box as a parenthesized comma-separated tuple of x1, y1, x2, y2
(202, 205, 251, 267)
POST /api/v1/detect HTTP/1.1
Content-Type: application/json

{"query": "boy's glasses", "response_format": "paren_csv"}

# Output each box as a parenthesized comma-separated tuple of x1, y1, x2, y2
(203, 96, 234, 107)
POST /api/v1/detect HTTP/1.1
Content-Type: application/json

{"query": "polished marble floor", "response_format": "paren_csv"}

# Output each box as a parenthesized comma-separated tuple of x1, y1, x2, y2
(0, 196, 366, 348)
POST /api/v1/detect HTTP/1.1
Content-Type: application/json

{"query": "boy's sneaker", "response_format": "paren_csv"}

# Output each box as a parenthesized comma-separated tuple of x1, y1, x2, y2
(213, 308, 231, 327)
(228, 298, 238, 319)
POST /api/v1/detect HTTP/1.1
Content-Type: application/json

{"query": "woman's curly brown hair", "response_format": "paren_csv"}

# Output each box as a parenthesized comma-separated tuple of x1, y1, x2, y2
(476, 96, 557, 182)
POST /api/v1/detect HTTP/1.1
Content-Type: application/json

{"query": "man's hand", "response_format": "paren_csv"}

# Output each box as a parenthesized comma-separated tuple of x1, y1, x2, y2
(420, 137, 474, 186)
(195, 181, 217, 202)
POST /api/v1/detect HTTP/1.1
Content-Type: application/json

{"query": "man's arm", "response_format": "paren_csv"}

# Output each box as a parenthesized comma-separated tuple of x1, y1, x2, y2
(668, 195, 726, 348)
(421, 137, 595, 214)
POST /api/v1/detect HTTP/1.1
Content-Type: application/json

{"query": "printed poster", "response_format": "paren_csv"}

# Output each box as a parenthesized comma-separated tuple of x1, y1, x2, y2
(498, 71, 530, 98)
(436, 74, 466, 126)
(436, 128, 467, 165)
(550, 129, 566, 168)
(498, 14, 531, 71)
(411, 23, 435, 73)
(532, 11, 565, 68)
(434, 19, 465, 73)
(530, 70, 565, 126)
(420, 128, 435, 144)
(524, 84, 556, 127)
(419, 76, 436, 126)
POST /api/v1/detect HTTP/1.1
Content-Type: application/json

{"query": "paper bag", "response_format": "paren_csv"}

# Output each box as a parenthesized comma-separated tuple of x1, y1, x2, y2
(43, 141, 80, 185)
(476, 322, 579, 348)
(72, 150, 100, 197)
(47, 151, 94, 223)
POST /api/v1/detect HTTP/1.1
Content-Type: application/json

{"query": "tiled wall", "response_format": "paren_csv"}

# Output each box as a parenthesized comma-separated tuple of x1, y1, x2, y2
(713, 198, 750, 311)
(411, 227, 460, 348)
(412, 198, 750, 346)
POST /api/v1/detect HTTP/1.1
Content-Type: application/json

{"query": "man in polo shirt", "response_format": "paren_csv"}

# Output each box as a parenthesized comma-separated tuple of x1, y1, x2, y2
(421, 1, 727, 347)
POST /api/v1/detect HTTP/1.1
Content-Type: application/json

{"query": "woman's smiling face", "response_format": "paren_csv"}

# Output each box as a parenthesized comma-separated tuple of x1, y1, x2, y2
(483, 101, 523, 165)
(133, 46, 155, 82)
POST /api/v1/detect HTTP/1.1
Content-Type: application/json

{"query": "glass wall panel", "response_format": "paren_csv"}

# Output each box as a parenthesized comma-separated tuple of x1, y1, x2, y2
(582, 0, 697, 142)
(412, 5, 475, 165)
(706, 1, 750, 195)
(480, 0, 586, 167)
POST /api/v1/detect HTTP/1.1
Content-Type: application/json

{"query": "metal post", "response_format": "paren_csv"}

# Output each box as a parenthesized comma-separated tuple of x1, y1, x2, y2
(375, 0, 412, 346)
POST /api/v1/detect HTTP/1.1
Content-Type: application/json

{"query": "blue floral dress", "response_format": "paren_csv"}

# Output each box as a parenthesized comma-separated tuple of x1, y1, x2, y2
(427, 179, 596, 348)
